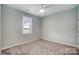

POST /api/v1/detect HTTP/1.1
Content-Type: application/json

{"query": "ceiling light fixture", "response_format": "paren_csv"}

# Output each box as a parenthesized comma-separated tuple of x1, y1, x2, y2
(40, 4, 45, 13)
(40, 9, 45, 13)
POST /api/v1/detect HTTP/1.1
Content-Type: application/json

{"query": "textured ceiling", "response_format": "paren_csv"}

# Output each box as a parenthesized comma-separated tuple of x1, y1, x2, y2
(6, 4, 77, 17)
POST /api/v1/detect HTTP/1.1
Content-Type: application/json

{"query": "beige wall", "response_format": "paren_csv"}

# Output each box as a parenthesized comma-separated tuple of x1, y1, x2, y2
(41, 8, 78, 47)
(1, 5, 40, 49)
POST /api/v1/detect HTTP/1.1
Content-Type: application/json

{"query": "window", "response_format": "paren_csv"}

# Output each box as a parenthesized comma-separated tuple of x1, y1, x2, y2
(22, 16, 32, 34)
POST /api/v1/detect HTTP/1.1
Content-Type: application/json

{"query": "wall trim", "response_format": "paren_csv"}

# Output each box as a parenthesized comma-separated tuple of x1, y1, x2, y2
(1, 38, 78, 50)
(41, 37, 77, 48)
(1, 39, 38, 50)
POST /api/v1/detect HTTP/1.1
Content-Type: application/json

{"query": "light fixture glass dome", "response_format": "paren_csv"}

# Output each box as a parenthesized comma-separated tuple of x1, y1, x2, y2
(40, 9, 45, 13)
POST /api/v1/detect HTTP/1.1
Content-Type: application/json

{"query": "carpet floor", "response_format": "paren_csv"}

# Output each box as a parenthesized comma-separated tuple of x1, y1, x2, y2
(1, 39, 79, 55)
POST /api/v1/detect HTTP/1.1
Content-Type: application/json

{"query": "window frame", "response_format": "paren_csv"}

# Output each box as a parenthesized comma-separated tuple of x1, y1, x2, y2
(22, 16, 32, 34)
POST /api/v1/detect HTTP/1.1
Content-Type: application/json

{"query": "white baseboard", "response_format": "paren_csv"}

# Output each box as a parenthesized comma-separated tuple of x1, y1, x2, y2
(41, 37, 77, 47)
(1, 39, 38, 50)
(1, 38, 78, 50)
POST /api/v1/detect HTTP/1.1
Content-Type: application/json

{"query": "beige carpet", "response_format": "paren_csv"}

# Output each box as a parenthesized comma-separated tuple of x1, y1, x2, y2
(1, 39, 79, 55)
